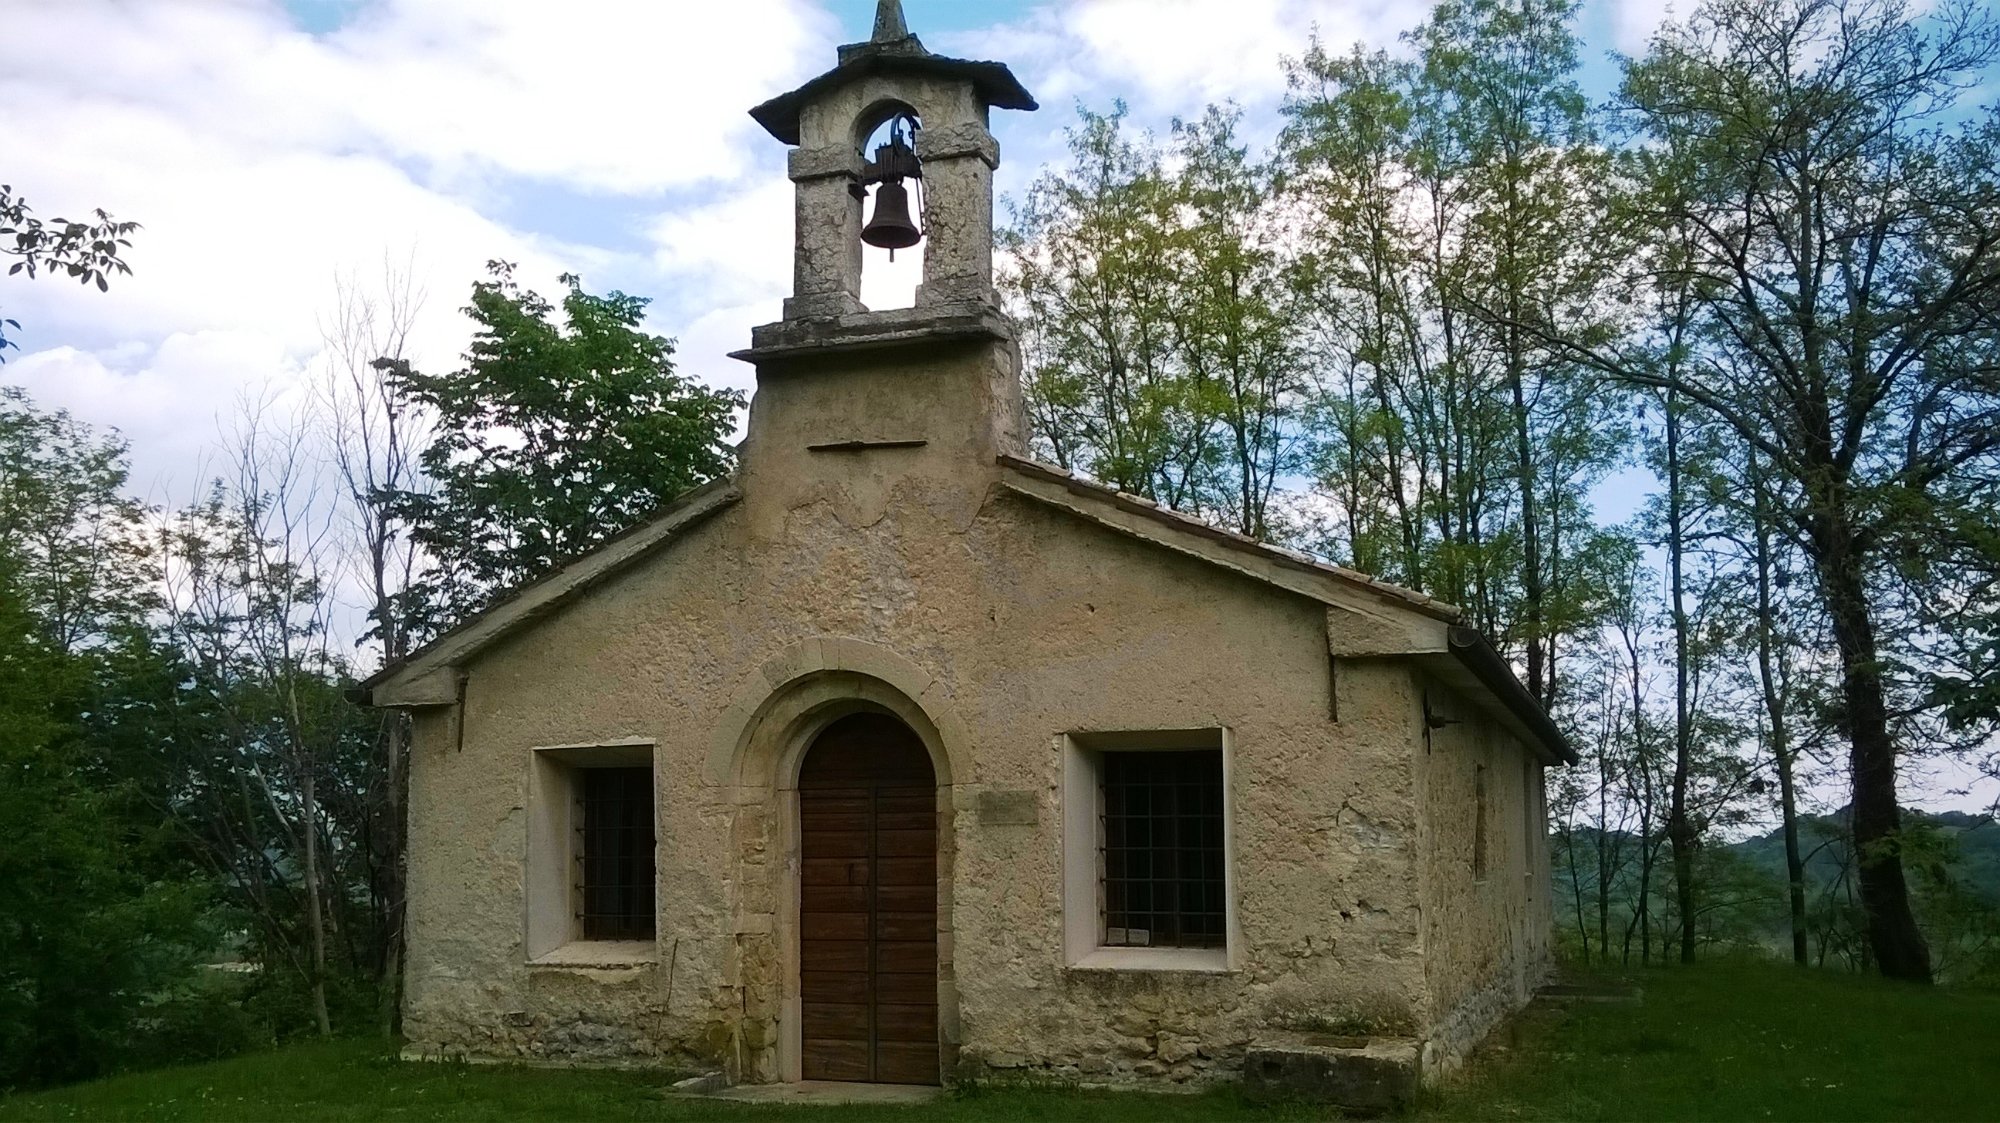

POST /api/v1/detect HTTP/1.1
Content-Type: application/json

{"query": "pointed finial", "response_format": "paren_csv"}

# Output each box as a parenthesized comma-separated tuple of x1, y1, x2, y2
(872, 0, 910, 41)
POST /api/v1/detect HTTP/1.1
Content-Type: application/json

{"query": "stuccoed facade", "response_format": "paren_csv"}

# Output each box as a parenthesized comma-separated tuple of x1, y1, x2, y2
(358, 0, 1570, 1091)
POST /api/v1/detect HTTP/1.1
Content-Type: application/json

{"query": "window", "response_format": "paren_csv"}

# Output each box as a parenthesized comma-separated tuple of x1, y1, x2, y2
(577, 766, 656, 940)
(526, 741, 656, 961)
(1062, 730, 1234, 971)
(1100, 750, 1226, 949)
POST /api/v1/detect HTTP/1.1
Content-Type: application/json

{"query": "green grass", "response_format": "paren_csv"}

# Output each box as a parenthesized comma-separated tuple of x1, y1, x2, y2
(1418, 959, 2000, 1122)
(3, 961, 1995, 1122)
(0, 1046, 1310, 1123)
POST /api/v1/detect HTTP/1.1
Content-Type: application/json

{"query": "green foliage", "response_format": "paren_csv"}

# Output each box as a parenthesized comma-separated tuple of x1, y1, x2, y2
(390, 262, 743, 637)
(0, 565, 212, 1090)
(1275, 0, 1632, 713)
(1000, 104, 1303, 537)
(1604, 0, 2000, 980)
(0, 388, 158, 649)
(0, 386, 393, 1089)
(0, 184, 139, 358)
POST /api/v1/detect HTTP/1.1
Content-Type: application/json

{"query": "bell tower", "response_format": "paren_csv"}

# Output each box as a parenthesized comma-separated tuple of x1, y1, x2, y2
(731, 0, 1037, 523)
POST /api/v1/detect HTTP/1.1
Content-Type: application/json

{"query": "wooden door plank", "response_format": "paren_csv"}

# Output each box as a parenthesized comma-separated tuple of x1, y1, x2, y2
(798, 712, 939, 1086)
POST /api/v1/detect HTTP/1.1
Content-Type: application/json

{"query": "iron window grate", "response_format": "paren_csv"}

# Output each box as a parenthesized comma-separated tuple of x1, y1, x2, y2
(576, 766, 656, 940)
(1099, 749, 1225, 949)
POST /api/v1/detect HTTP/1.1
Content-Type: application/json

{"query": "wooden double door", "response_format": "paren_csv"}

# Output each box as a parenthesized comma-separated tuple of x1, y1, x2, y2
(797, 713, 939, 1084)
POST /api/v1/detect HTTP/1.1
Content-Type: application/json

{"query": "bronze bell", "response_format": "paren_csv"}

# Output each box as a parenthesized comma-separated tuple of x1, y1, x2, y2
(862, 179, 921, 250)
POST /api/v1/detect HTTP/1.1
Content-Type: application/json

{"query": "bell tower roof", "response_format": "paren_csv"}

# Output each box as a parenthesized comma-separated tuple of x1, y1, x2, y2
(748, 1, 1036, 146)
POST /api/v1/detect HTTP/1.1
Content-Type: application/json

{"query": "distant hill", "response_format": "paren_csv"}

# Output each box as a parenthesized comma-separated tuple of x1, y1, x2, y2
(1724, 810, 2000, 904)
(1552, 809, 2000, 976)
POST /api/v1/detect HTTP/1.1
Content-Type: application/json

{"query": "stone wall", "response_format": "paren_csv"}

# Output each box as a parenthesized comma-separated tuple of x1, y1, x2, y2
(399, 406, 1445, 1082)
(1412, 679, 1555, 1074)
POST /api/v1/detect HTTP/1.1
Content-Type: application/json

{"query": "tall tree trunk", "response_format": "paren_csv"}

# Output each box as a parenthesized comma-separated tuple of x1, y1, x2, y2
(1624, 626, 1654, 966)
(1507, 321, 1547, 708)
(1597, 748, 1612, 962)
(371, 528, 411, 1039)
(301, 757, 333, 1036)
(1750, 457, 1808, 965)
(1664, 389, 1697, 964)
(1562, 824, 1592, 962)
(1811, 511, 1932, 982)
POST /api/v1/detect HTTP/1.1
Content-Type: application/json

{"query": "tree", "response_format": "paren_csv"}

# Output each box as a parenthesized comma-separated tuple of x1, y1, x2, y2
(315, 263, 429, 1035)
(156, 404, 356, 1037)
(1001, 106, 1226, 511)
(1409, 0, 1627, 712)
(1170, 107, 1304, 538)
(0, 388, 157, 649)
(0, 184, 138, 358)
(1280, 0, 1630, 713)
(1530, 0, 2000, 980)
(0, 390, 210, 1090)
(1746, 447, 1813, 964)
(390, 263, 743, 637)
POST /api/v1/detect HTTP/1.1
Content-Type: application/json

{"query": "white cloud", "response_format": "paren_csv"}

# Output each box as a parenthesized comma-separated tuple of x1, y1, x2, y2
(649, 176, 797, 312)
(944, 0, 1422, 116)
(1602, 0, 1677, 55)
(0, 0, 836, 498)
(11, 335, 301, 508)
(5, 0, 835, 197)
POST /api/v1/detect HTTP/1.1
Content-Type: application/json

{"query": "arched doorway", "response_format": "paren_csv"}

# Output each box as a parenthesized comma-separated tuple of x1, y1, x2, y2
(797, 711, 939, 1084)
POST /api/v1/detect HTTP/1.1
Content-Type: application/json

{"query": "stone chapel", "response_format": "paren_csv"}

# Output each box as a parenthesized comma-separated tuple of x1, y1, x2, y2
(355, 0, 1574, 1098)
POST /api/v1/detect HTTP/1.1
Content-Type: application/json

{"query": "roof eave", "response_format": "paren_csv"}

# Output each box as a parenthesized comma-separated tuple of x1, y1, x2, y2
(1446, 626, 1578, 764)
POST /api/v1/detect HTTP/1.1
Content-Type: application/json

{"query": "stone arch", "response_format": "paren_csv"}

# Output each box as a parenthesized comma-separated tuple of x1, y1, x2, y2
(852, 96, 921, 153)
(709, 638, 967, 1083)
(708, 637, 971, 790)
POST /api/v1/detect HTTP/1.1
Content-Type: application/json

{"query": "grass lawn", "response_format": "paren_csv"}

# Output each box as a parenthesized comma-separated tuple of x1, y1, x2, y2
(1420, 959, 2000, 1122)
(3, 960, 1994, 1121)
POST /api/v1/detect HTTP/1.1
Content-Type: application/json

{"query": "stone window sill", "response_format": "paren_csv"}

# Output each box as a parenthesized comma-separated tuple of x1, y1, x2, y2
(528, 940, 657, 968)
(1068, 946, 1232, 974)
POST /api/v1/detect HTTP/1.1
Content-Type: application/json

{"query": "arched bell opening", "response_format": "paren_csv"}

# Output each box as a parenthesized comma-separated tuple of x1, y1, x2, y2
(854, 102, 925, 310)
(795, 711, 941, 1084)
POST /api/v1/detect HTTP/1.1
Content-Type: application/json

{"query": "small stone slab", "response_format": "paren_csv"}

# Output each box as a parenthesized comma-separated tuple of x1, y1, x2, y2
(977, 789, 1037, 825)
(1243, 1038, 1420, 1116)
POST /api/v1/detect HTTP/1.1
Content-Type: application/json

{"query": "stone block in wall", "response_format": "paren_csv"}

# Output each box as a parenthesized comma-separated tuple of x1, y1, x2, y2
(1243, 1038, 1421, 1116)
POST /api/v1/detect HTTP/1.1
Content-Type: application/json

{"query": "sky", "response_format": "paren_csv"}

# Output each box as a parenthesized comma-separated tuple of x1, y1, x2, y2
(3, 0, 1988, 814)
(2, 0, 1667, 500)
